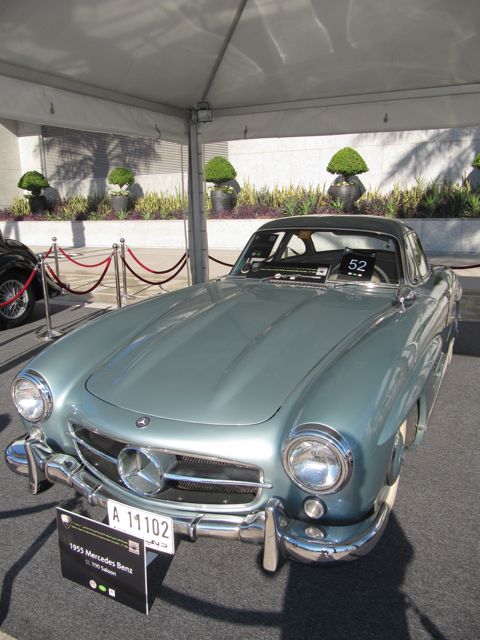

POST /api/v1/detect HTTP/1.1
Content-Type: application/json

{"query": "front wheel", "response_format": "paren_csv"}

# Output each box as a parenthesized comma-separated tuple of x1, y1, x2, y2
(0, 270, 36, 329)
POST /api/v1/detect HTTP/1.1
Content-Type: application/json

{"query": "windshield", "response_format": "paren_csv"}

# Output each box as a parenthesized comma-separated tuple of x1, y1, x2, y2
(231, 228, 401, 285)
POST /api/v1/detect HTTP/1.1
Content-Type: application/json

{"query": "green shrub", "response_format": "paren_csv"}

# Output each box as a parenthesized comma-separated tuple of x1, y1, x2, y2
(11, 195, 30, 217)
(204, 156, 237, 186)
(135, 189, 188, 219)
(107, 167, 135, 196)
(58, 195, 90, 220)
(472, 153, 480, 170)
(327, 148, 369, 181)
(465, 191, 480, 216)
(17, 170, 49, 196)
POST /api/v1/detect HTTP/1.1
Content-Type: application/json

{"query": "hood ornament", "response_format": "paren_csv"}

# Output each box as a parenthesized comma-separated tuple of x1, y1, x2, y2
(135, 416, 150, 428)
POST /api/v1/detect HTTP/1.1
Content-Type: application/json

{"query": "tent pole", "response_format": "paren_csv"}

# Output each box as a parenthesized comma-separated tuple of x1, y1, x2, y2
(187, 120, 209, 284)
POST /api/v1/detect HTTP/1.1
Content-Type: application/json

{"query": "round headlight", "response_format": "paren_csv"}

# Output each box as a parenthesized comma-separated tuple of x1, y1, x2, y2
(283, 426, 352, 495)
(11, 371, 52, 423)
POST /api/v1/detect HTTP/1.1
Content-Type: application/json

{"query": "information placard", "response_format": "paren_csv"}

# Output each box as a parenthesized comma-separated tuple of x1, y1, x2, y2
(57, 507, 149, 614)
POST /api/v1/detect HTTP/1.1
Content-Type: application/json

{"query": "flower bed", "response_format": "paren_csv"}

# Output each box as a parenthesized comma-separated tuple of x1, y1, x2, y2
(2, 179, 480, 222)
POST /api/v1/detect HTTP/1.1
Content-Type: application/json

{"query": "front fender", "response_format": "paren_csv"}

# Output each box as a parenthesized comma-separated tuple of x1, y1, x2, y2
(283, 299, 443, 518)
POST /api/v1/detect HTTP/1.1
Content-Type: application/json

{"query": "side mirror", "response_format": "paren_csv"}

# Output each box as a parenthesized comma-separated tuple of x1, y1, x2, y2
(395, 285, 416, 310)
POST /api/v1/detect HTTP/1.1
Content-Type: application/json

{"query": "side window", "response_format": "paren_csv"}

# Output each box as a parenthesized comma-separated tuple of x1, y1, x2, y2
(405, 234, 429, 283)
(411, 234, 429, 279)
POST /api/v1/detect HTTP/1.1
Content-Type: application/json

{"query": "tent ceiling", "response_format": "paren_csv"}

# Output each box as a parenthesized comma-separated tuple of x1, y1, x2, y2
(0, 0, 479, 142)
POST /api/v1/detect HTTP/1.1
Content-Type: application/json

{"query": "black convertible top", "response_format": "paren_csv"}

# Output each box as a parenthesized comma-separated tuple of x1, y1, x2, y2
(259, 215, 412, 243)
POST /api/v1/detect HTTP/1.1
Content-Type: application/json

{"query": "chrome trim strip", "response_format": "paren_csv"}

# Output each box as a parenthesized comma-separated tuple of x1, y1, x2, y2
(71, 433, 117, 464)
(164, 471, 272, 489)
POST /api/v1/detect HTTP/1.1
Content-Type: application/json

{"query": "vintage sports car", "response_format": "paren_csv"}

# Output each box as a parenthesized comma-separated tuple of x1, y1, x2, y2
(5, 215, 461, 571)
(0, 230, 60, 329)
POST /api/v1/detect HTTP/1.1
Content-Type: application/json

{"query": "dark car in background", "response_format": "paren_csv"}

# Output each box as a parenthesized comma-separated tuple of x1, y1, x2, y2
(0, 230, 60, 328)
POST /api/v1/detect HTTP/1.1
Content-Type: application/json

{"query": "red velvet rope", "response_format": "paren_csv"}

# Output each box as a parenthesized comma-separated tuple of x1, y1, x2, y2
(47, 258, 112, 294)
(121, 256, 187, 285)
(59, 246, 111, 268)
(44, 246, 53, 258)
(209, 255, 234, 267)
(127, 247, 187, 274)
(0, 268, 37, 308)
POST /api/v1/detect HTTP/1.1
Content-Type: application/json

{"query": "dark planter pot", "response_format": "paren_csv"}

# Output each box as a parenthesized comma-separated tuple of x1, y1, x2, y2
(210, 189, 237, 215)
(328, 183, 360, 212)
(111, 195, 129, 213)
(28, 195, 48, 214)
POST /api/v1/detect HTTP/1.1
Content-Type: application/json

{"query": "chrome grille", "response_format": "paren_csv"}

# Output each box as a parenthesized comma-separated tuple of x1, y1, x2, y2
(70, 423, 269, 505)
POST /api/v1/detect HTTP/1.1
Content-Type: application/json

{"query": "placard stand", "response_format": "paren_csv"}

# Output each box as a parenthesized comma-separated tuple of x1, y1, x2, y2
(56, 504, 175, 614)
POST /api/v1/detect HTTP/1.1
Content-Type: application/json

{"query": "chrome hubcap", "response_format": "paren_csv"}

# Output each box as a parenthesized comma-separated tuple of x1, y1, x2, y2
(0, 279, 28, 320)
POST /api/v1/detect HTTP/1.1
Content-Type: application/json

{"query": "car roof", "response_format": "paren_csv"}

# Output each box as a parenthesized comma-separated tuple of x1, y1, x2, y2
(258, 215, 412, 243)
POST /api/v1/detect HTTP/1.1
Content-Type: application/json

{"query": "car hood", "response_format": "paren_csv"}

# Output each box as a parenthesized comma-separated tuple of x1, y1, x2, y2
(86, 280, 393, 425)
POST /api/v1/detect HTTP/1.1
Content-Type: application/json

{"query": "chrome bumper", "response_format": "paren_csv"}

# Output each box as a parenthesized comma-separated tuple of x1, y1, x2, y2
(5, 434, 397, 572)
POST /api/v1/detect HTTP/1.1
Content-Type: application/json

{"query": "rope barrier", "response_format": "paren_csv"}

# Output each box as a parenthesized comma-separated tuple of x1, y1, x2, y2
(0, 267, 37, 308)
(47, 257, 112, 295)
(209, 255, 234, 268)
(44, 246, 53, 258)
(127, 247, 187, 274)
(121, 256, 187, 285)
(59, 246, 111, 268)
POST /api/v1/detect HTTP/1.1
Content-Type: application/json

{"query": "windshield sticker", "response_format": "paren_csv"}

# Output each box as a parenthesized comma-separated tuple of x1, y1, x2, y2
(338, 250, 376, 280)
(246, 262, 330, 284)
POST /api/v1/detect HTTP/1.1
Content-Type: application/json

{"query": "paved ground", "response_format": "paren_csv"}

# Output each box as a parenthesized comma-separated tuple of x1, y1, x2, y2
(0, 252, 479, 640)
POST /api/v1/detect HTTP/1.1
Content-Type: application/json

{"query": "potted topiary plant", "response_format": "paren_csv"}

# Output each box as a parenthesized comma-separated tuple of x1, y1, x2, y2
(204, 156, 238, 215)
(107, 167, 135, 214)
(327, 147, 369, 212)
(17, 170, 50, 214)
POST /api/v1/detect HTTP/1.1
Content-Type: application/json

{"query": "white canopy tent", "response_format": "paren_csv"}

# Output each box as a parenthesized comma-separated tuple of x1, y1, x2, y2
(1, 0, 479, 281)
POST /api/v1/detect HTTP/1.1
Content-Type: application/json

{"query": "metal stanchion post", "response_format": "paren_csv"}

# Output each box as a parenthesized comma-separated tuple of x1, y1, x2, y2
(120, 238, 128, 301)
(112, 243, 122, 309)
(36, 253, 63, 341)
(52, 237, 64, 294)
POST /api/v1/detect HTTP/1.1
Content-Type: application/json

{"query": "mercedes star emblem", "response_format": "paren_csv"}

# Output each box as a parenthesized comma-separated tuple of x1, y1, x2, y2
(117, 447, 165, 496)
(135, 416, 150, 428)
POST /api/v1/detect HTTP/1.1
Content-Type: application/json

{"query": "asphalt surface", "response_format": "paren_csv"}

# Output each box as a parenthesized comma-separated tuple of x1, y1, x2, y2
(0, 286, 479, 639)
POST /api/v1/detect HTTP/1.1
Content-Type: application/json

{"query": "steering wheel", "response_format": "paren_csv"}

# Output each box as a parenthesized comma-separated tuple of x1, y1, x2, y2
(328, 263, 390, 283)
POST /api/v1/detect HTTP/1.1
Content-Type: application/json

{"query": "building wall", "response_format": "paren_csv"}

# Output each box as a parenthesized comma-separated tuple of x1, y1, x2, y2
(228, 127, 480, 193)
(40, 126, 226, 200)
(0, 119, 21, 208)
(4, 122, 480, 210)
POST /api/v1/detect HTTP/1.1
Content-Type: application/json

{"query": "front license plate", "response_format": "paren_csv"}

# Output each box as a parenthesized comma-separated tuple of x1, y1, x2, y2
(107, 499, 175, 555)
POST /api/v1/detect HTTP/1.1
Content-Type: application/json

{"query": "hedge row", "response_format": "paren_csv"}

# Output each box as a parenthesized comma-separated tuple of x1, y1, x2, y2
(1, 179, 480, 220)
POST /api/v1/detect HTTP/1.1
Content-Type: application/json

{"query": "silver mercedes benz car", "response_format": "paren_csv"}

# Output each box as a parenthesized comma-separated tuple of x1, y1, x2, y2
(5, 215, 461, 571)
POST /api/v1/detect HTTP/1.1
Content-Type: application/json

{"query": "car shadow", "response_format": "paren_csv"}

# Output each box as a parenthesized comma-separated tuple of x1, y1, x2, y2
(0, 496, 83, 626)
(454, 321, 480, 357)
(278, 514, 414, 639)
(0, 413, 10, 433)
(151, 514, 430, 640)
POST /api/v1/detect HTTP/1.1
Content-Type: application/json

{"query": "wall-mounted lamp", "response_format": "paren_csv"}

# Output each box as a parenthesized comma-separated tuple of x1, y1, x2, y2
(193, 101, 213, 123)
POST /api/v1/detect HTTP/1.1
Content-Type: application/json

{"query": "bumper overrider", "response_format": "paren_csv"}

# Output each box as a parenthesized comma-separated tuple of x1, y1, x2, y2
(5, 433, 397, 572)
